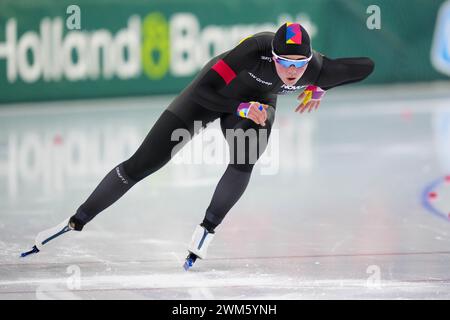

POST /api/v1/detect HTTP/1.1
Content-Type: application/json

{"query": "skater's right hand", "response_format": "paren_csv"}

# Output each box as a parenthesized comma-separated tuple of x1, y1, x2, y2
(236, 101, 270, 126)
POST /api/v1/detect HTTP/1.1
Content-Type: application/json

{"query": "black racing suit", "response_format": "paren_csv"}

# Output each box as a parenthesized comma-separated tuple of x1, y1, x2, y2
(71, 32, 374, 232)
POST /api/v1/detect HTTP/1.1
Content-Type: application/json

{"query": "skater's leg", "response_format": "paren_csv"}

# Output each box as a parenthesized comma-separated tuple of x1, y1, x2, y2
(72, 109, 193, 229)
(201, 165, 252, 232)
(23, 99, 220, 256)
(71, 162, 136, 229)
(72, 92, 221, 230)
(185, 111, 275, 266)
(184, 160, 256, 266)
(202, 112, 274, 232)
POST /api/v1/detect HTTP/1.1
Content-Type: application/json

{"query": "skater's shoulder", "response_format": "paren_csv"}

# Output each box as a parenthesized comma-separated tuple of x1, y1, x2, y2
(250, 31, 275, 42)
(234, 32, 273, 56)
(241, 32, 274, 49)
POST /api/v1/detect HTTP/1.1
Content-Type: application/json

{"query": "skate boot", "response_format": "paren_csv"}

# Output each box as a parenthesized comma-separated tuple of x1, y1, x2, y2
(20, 216, 83, 257)
(183, 225, 215, 271)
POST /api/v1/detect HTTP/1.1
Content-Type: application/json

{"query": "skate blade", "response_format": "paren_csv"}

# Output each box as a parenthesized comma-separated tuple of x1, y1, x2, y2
(183, 255, 198, 271)
(183, 252, 200, 271)
(183, 259, 193, 271)
(20, 245, 40, 258)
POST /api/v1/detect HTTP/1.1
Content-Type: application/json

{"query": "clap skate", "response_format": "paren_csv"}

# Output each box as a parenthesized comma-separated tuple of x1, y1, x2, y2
(20, 217, 81, 257)
(183, 225, 215, 271)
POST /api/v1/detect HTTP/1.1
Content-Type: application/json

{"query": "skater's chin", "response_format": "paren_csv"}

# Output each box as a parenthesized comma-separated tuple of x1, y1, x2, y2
(284, 78, 298, 85)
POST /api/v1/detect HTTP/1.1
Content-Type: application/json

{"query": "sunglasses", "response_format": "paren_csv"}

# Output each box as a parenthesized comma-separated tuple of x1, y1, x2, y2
(272, 50, 313, 68)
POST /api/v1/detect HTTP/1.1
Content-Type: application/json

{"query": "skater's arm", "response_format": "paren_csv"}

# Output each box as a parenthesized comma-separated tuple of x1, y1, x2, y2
(191, 38, 260, 113)
(296, 54, 375, 113)
(313, 55, 375, 90)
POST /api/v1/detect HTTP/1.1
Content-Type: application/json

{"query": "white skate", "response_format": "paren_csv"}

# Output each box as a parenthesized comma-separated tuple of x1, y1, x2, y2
(20, 218, 74, 257)
(183, 225, 215, 271)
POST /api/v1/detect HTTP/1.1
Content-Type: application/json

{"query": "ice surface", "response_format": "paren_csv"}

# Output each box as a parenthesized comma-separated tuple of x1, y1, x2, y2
(1, 83, 450, 299)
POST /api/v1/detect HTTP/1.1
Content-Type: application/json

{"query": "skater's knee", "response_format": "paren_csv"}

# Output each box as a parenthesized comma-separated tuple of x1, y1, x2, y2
(121, 157, 157, 182)
(121, 158, 141, 182)
(229, 162, 254, 173)
(229, 145, 265, 172)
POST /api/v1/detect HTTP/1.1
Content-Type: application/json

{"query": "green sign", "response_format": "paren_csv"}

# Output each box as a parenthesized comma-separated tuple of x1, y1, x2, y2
(0, 0, 448, 103)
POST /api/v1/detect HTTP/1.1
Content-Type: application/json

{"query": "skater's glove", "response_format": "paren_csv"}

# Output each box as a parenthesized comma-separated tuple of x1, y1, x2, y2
(295, 85, 326, 113)
(236, 101, 270, 126)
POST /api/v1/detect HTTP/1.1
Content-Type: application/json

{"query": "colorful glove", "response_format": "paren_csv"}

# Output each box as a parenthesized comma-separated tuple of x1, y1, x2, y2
(236, 101, 264, 118)
(303, 85, 326, 104)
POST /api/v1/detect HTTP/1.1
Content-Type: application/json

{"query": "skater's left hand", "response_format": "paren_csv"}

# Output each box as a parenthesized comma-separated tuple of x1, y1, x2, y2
(295, 85, 326, 113)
